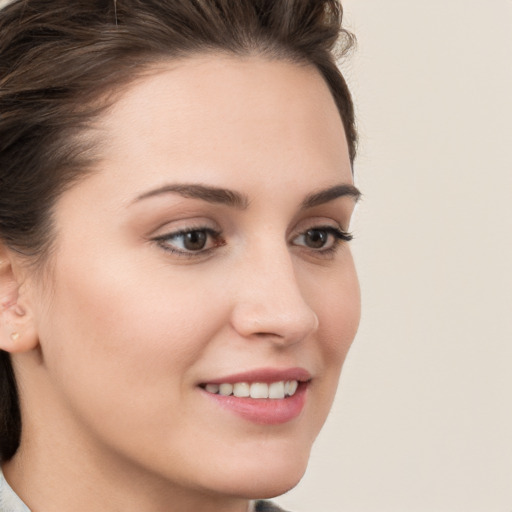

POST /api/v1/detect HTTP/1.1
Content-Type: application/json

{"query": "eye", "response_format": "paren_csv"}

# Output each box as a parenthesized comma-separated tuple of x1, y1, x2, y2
(292, 226, 353, 252)
(153, 227, 224, 256)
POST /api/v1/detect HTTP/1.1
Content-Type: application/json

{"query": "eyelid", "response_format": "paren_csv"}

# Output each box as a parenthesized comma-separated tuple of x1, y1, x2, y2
(290, 224, 354, 259)
(290, 215, 351, 237)
(291, 225, 353, 243)
(148, 217, 353, 261)
(148, 216, 220, 237)
(152, 226, 225, 258)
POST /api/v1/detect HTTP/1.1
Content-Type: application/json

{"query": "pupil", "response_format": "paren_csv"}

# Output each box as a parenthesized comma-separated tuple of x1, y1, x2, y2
(306, 229, 327, 248)
(184, 231, 207, 250)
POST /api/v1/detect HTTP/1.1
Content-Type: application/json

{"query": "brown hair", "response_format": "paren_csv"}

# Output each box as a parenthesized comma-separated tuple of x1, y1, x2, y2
(0, 0, 357, 461)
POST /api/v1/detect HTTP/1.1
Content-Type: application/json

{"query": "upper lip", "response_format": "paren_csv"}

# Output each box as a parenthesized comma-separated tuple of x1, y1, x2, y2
(200, 367, 312, 385)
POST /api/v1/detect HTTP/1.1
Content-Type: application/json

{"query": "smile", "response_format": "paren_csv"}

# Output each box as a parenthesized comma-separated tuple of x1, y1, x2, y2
(203, 380, 299, 399)
(198, 368, 311, 424)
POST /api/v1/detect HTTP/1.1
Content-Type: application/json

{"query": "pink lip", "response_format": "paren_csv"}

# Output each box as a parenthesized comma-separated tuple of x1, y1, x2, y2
(201, 367, 312, 385)
(199, 367, 311, 425)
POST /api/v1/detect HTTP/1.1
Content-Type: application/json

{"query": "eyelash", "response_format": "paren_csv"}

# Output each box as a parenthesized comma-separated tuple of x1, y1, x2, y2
(153, 225, 353, 259)
(153, 227, 224, 258)
(293, 226, 353, 257)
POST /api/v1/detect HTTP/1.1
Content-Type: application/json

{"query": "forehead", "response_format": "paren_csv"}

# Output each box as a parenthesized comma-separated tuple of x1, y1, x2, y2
(90, 55, 352, 197)
(104, 54, 342, 123)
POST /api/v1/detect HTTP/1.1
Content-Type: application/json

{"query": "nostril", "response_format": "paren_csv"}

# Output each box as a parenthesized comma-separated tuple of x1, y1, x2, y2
(253, 331, 282, 338)
(229, 264, 319, 343)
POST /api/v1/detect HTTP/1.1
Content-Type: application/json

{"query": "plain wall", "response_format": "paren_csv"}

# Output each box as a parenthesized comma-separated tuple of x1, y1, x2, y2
(278, 1, 512, 511)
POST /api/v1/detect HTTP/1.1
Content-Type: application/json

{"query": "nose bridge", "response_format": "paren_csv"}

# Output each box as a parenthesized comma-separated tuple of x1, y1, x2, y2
(230, 239, 319, 343)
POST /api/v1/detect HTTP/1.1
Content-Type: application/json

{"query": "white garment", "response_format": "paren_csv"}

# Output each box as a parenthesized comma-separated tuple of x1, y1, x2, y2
(0, 468, 30, 512)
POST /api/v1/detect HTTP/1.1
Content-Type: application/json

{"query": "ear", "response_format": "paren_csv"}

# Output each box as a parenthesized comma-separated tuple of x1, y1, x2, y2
(0, 245, 39, 353)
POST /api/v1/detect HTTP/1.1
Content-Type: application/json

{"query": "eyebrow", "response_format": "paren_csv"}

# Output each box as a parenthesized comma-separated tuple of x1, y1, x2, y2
(133, 182, 361, 209)
(133, 183, 249, 209)
(301, 184, 361, 209)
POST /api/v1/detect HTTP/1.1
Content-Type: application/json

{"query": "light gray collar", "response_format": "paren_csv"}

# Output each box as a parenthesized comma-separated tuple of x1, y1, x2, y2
(0, 468, 31, 512)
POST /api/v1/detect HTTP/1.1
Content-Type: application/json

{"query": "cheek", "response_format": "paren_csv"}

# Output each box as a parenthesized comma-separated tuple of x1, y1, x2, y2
(36, 252, 227, 421)
(323, 281, 360, 360)
(33, 258, 236, 477)
(301, 255, 360, 431)
(313, 256, 361, 362)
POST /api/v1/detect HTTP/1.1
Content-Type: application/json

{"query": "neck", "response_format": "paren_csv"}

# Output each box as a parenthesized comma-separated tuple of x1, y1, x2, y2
(4, 452, 252, 512)
(4, 413, 251, 512)
(5, 356, 253, 512)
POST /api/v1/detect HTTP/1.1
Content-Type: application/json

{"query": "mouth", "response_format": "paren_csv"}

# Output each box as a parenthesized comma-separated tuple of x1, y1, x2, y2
(201, 380, 300, 399)
(198, 368, 311, 425)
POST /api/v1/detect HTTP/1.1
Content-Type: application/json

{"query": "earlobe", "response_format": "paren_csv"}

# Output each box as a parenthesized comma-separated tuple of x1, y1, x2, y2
(0, 248, 39, 353)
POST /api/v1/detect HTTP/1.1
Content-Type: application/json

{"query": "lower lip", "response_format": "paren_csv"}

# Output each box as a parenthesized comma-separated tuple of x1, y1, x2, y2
(200, 382, 308, 425)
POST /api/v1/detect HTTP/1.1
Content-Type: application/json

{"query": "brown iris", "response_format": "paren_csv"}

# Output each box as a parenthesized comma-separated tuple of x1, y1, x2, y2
(182, 230, 208, 251)
(304, 229, 328, 249)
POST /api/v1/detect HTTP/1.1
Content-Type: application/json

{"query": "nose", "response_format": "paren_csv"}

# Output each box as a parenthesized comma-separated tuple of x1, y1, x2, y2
(229, 249, 319, 345)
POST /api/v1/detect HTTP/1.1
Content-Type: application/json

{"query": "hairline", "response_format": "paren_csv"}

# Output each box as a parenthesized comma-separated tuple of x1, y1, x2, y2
(17, 49, 352, 274)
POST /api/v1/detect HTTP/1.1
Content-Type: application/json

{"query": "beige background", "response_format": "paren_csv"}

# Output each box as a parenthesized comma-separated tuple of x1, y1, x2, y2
(279, 1, 512, 511)
(1, 0, 510, 511)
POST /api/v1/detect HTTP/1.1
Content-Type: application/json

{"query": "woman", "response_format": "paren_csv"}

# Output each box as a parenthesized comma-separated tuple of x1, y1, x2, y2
(0, 1, 360, 511)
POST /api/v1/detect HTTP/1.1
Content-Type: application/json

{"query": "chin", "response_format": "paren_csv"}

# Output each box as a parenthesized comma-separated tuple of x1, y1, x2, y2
(247, 470, 306, 500)
(221, 469, 307, 501)
(206, 444, 311, 500)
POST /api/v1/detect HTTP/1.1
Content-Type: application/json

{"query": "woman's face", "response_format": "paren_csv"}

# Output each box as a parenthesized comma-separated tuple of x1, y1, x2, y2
(26, 56, 360, 500)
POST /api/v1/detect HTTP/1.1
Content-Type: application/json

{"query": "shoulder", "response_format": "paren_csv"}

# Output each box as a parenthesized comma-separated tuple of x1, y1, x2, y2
(254, 500, 292, 512)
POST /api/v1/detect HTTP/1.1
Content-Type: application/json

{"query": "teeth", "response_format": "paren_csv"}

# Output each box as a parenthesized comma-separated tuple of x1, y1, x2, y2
(205, 383, 220, 394)
(219, 383, 233, 396)
(269, 381, 285, 399)
(204, 380, 299, 399)
(287, 380, 298, 396)
(233, 382, 250, 397)
(250, 382, 269, 399)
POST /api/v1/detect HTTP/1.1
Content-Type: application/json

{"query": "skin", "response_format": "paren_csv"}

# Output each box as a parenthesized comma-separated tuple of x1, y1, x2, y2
(0, 55, 360, 512)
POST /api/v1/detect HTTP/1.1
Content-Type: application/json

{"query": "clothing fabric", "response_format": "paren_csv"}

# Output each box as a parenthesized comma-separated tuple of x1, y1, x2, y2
(0, 469, 30, 512)
(254, 500, 290, 511)
(1, 468, 288, 512)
